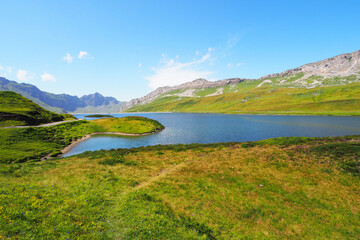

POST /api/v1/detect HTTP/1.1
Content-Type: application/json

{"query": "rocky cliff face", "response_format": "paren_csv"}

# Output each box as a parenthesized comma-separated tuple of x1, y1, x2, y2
(121, 78, 249, 110)
(261, 50, 360, 79)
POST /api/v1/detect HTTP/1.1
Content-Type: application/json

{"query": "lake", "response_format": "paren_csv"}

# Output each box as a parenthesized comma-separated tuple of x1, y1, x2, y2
(62, 113, 360, 157)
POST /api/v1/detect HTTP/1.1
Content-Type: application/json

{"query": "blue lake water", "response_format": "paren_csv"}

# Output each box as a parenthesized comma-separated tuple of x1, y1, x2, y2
(63, 113, 360, 157)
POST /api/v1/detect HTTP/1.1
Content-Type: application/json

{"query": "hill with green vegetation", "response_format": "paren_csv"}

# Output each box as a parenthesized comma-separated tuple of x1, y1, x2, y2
(0, 91, 75, 127)
(0, 116, 164, 163)
(123, 50, 360, 115)
(126, 79, 360, 115)
(1, 135, 359, 239)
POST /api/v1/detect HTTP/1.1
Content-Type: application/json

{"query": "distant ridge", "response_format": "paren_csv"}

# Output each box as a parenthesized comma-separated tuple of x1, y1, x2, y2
(0, 77, 125, 113)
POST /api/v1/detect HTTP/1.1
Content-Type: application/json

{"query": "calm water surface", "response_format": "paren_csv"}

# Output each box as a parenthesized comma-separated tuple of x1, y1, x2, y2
(63, 113, 360, 157)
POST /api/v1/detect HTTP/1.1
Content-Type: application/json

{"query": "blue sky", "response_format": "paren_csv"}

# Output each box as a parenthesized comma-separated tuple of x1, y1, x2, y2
(0, 0, 359, 101)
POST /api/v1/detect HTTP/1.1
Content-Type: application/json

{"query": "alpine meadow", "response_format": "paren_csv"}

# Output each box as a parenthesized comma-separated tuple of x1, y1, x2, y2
(1, 1, 360, 239)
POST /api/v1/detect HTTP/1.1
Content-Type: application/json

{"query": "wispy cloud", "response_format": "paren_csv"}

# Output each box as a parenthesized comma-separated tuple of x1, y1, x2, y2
(226, 34, 240, 49)
(63, 53, 73, 63)
(146, 49, 214, 89)
(78, 51, 90, 59)
(0, 65, 13, 77)
(41, 72, 56, 82)
(17, 70, 33, 82)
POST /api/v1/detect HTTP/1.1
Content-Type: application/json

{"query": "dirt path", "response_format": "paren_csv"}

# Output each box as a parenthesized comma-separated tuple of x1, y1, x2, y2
(1, 119, 81, 129)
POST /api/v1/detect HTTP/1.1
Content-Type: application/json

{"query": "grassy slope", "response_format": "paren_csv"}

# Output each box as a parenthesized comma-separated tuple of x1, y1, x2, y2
(126, 80, 360, 115)
(0, 117, 164, 163)
(0, 91, 75, 127)
(0, 136, 359, 239)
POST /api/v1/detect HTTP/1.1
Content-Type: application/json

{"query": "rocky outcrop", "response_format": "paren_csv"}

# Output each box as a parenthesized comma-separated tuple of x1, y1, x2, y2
(121, 78, 250, 111)
(261, 50, 360, 79)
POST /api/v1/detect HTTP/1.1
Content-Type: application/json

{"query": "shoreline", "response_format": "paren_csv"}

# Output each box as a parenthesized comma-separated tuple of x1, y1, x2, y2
(59, 128, 164, 156)
(121, 111, 360, 116)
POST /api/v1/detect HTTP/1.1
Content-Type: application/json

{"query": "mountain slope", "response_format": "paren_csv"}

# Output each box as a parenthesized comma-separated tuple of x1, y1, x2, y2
(121, 78, 250, 110)
(124, 50, 360, 115)
(0, 77, 125, 113)
(0, 91, 74, 127)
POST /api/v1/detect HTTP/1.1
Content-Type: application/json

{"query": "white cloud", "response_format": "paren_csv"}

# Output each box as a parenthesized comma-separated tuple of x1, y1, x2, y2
(7, 67, 12, 73)
(41, 72, 56, 82)
(17, 70, 33, 82)
(236, 62, 243, 67)
(227, 63, 233, 68)
(78, 51, 89, 59)
(146, 49, 214, 89)
(63, 53, 73, 63)
(138, 63, 142, 68)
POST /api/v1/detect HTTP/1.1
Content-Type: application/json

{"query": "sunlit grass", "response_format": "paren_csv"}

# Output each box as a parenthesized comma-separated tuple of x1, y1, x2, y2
(1, 136, 359, 239)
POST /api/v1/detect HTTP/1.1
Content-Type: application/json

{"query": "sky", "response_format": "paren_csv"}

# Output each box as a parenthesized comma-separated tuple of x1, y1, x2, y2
(0, 0, 360, 101)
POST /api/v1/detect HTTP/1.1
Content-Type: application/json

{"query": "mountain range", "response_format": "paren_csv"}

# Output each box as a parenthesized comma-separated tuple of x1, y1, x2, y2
(0, 77, 125, 113)
(1, 49, 359, 115)
(122, 49, 360, 115)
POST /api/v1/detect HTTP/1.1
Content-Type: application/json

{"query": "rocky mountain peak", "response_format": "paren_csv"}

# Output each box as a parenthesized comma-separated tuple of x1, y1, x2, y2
(80, 92, 119, 107)
(261, 49, 360, 79)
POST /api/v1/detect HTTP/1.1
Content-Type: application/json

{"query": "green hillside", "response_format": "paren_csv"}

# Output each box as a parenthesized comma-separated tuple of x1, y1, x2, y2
(126, 75, 360, 115)
(0, 91, 75, 127)
(1, 135, 359, 239)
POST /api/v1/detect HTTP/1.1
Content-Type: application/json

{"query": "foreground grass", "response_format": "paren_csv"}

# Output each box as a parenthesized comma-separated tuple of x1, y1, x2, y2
(126, 81, 360, 115)
(1, 136, 359, 239)
(0, 117, 164, 163)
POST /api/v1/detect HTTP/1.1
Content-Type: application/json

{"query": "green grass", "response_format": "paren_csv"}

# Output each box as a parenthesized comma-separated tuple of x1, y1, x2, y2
(1, 135, 359, 239)
(126, 81, 360, 115)
(0, 117, 164, 163)
(0, 91, 75, 127)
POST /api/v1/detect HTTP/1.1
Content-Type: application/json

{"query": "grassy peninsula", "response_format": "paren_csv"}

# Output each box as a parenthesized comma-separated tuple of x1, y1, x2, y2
(0, 91, 75, 127)
(1, 135, 359, 239)
(0, 117, 164, 163)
